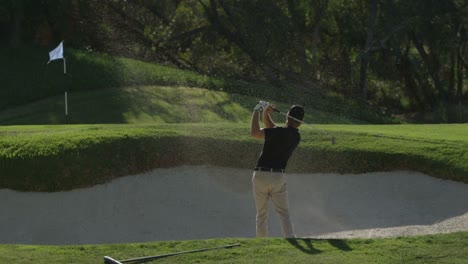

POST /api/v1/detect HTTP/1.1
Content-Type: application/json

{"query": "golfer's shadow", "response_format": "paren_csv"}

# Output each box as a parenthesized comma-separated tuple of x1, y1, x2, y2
(287, 238, 351, 254)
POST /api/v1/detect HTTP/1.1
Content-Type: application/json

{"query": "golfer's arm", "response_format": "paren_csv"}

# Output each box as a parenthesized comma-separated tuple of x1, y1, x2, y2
(250, 111, 264, 139)
(263, 111, 276, 128)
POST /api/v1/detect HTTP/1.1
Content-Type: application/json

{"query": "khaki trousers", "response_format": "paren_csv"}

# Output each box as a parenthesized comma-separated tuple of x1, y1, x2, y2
(252, 171, 295, 238)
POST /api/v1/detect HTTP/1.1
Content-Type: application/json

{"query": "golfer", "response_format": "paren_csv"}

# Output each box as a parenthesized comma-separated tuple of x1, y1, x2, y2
(250, 102, 304, 238)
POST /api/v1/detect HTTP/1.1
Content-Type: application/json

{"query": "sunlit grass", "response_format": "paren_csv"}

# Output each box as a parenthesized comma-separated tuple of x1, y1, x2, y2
(1, 46, 397, 124)
(0, 86, 354, 125)
(0, 123, 466, 191)
(325, 124, 468, 143)
(0, 233, 467, 263)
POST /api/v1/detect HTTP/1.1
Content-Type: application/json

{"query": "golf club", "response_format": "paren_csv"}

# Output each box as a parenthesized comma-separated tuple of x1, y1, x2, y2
(104, 243, 240, 264)
(260, 101, 336, 145)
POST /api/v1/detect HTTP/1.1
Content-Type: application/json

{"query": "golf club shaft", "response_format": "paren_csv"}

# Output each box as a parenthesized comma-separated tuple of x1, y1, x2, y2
(272, 108, 336, 144)
(105, 243, 240, 264)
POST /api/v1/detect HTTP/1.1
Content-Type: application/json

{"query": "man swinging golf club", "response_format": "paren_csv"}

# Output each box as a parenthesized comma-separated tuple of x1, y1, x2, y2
(250, 101, 304, 238)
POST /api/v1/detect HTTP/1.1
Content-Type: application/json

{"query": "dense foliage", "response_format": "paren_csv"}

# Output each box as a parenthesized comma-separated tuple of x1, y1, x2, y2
(0, 0, 467, 122)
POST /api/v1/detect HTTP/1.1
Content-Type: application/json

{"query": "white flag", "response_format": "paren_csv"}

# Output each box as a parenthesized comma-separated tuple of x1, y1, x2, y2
(48, 41, 64, 63)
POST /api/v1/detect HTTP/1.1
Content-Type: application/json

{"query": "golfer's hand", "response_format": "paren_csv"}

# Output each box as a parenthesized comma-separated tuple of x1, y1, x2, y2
(254, 101, 270, 112)
(264, 105, 274, 114)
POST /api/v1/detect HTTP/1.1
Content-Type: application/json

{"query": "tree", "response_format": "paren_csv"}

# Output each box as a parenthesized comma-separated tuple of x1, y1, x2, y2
(4, 0, 464, 122)
(359, 0, 378, 100)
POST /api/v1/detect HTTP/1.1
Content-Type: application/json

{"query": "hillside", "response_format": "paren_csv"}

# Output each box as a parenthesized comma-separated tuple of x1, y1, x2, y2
(0, 46, 397, 125)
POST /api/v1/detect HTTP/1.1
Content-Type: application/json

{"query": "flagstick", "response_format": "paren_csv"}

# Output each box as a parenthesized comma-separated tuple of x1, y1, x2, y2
(47, 41, 68, 124)
(63, 57, 68, 124)
(65, 91, 68, 121)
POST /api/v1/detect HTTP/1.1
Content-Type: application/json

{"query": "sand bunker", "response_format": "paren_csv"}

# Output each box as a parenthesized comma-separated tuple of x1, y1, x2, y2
(1, 166, 467, 245)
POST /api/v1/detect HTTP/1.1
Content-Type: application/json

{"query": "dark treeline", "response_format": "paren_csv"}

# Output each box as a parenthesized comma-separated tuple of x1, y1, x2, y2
(1, 0, 467, 122)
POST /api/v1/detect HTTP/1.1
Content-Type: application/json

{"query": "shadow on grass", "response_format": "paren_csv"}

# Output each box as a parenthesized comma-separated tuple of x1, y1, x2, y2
(286, 238, 322, 254)
(328, 239, 352, 251)
(287, 238, 352, 254)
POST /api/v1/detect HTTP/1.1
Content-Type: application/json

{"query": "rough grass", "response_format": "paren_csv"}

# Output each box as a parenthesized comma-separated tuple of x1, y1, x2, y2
(0, 232, 467, 264)
(0, 46, 269, 109)
(0, 86, 355, 125)
(0, 45, 397, 124)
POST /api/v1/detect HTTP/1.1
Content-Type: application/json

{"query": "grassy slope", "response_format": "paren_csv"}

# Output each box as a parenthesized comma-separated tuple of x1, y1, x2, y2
(0, 123, 466, 191)
(0, 46, 266, 109)
(0, 45, 397, 124)
(0, 86, 355, 125)
(1, 233, 467, 264)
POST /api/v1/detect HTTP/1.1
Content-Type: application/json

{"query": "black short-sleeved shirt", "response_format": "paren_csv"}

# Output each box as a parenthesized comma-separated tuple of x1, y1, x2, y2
(255, 126, 301, 170)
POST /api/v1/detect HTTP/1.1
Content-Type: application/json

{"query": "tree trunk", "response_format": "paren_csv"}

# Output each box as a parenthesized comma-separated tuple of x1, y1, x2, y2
(456, 47, 465, 102)
(359, 0, 378, 100)
(311, 0, 327, 79)
(412, 35, 447, 101)
(10, 0, 24, 47)
(448, 50, 456, 103)
(286, 0, 311, 81)
(397, 55, 425, 111)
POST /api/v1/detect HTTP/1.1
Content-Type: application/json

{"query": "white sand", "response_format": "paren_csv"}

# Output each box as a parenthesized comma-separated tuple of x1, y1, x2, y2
(1, 166, 467, 245)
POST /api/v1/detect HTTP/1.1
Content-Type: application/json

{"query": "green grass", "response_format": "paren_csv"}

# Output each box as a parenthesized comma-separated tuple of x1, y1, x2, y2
(0, 86, 355, 125)
(0, 123, 466, 191)
(297, 124, 468, 183)
(1, 233, 467, 263)
(0, 46, 269, 109)
(1, 45, 466, 264)
(0, 45, 397, 124)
